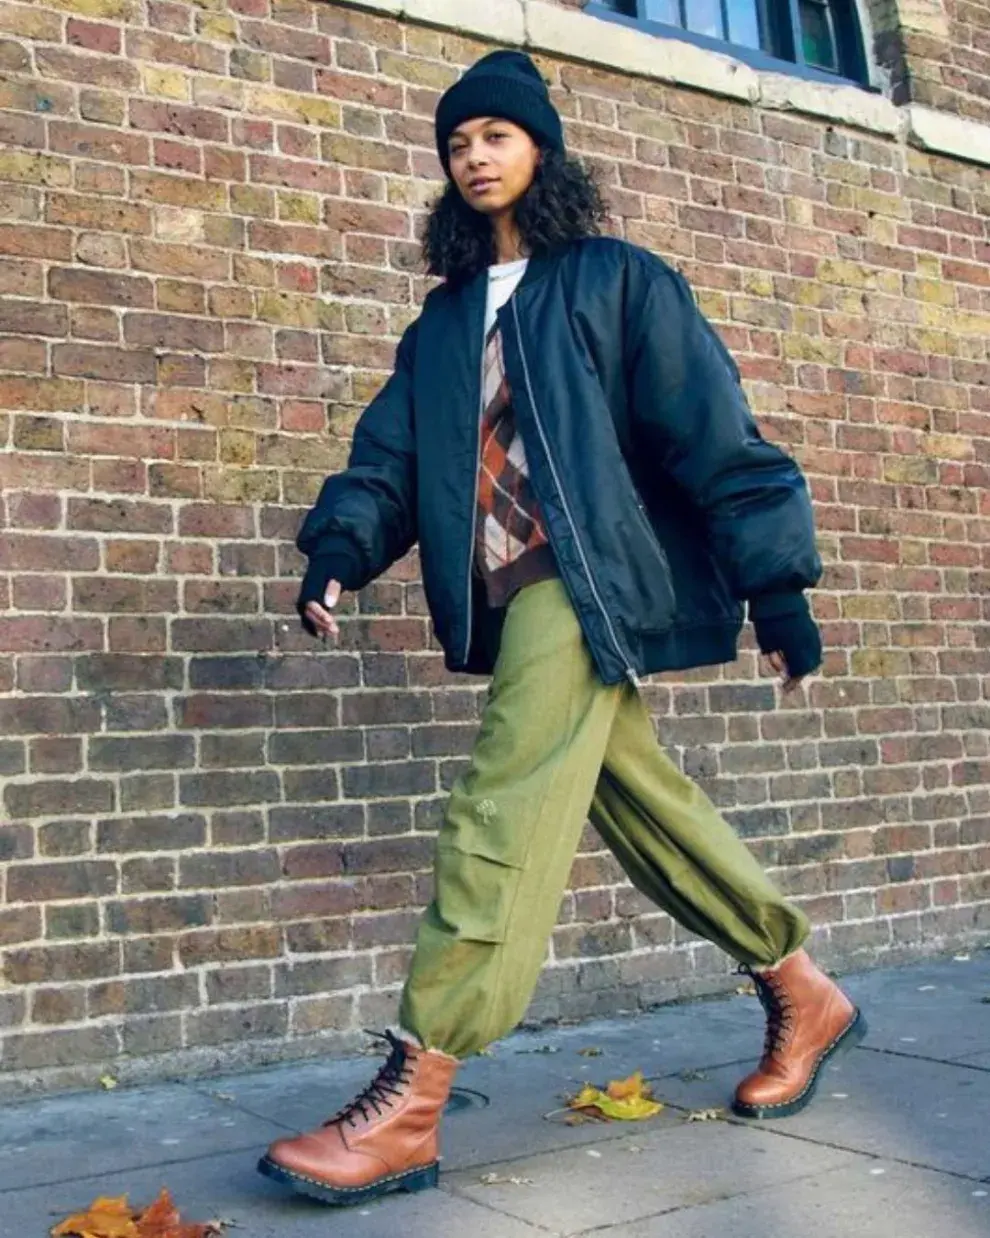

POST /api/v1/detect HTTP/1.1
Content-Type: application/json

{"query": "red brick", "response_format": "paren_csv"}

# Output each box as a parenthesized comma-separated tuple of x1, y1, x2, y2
(53, 343, 156, 383)
(37, 47, 138, 91)
(67, 18, 122, 54)
(0, 223, 72, 261)
(50, 120, 149, 165)
(123, 313, 224, 353)
(129, 100, 229, 145)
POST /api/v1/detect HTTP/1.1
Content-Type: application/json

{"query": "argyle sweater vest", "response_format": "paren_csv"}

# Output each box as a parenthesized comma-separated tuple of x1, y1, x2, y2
(475, 322, 557, 608)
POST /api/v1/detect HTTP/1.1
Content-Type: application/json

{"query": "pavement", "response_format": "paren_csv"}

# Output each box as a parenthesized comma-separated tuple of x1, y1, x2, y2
(3, 952, 990, 1238)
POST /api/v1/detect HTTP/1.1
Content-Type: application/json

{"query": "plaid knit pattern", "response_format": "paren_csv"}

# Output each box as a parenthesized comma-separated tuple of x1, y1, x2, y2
(476, 323, 557, 607)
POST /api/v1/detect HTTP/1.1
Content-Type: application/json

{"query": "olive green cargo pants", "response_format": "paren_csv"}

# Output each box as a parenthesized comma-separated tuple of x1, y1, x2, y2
(399, 579, 809, 1059)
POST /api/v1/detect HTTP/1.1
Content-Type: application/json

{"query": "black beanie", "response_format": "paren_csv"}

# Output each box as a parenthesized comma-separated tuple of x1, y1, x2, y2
(435, 50, 565, 175)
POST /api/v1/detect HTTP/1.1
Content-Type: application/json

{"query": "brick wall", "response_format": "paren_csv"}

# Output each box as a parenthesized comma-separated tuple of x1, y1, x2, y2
(0, 0, 988, 1095)
(871, 0, 990, 121)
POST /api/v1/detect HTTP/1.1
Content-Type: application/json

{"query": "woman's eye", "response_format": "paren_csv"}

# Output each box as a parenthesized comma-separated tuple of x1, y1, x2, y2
(488, 132, 507, 141)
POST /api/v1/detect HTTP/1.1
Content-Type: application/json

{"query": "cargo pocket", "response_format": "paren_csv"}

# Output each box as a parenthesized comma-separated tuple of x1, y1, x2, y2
(432, 842, 522, 945)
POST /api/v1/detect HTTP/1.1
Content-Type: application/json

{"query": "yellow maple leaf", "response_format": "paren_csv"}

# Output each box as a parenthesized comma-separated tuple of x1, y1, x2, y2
(568, 1071, 663, 1122)
(51, 1195, 139, 1238)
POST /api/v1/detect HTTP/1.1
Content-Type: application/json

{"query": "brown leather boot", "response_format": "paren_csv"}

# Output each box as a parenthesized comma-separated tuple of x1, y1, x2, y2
(258, 1031, 458, 1205)
(732, 950, 866, 1119)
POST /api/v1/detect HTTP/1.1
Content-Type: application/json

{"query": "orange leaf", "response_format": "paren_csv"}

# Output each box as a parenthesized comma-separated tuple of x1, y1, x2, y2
(50, 1195, 139, 1238)
(135, 1189, 217, 1238)
(606, 1071, 651, 1103)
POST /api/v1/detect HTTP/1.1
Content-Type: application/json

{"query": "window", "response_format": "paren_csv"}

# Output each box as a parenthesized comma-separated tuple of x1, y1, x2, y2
(592, 0, 869, 85)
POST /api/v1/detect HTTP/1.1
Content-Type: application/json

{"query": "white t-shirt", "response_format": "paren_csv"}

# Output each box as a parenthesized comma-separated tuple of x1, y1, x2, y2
(484, 257, 529, 336)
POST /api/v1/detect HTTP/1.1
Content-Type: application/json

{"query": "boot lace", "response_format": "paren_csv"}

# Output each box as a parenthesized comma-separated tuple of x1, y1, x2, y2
(740, 964, 796, 1062)
(325, 1030, 415, 1129)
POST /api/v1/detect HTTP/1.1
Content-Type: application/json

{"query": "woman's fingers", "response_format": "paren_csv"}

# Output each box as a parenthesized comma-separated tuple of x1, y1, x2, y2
(764, 651, 806, 693)
(305, 601, 338, 639)
(303, 579, 343, 640)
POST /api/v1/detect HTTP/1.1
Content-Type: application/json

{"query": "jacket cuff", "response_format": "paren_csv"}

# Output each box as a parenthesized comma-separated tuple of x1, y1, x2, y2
(748, 591, 809, 622)
(302, 535, 365, 594)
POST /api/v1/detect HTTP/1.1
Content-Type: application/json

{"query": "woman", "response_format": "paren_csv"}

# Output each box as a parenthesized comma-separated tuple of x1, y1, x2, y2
(259, 49, 865, 1207)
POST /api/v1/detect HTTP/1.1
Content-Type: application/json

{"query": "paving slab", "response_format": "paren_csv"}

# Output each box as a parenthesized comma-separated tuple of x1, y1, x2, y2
(603, 1158, 989, 1238)
(652, 1045, 990, 1180)
(0, 1149, 545, 1238)
(955, 1049, 990, 1069)
(447, 1120, 855, 1235)
(188, 1003, 764, 1173)
(839, 955, 990, 1062)
(606, 1160, 990, 1238)
(0, 1084, 285, 1193)
(4, 955, 988, 1238)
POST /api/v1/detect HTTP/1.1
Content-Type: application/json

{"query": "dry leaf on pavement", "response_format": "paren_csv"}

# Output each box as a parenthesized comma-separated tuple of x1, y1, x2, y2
(568, 1071, 663, 1122)
(479, 1173, 533, 1187)
(685, 1108, 726, 1122)
(51, 1189, 224, 1238)
(51, 1197, 138, 1238)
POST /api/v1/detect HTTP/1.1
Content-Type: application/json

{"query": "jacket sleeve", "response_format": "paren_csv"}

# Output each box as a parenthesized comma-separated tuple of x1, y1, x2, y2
(624, 257, 822, 603)
(296, 319, 418, 591)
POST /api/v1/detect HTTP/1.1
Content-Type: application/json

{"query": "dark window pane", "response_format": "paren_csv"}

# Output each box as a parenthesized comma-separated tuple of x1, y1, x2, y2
(601, 0, 638, 14)
(643, 0, 682, 25)
(726, 0, 762, 48)
(684, 0, 724, 39)
(799, 0, 839, 69)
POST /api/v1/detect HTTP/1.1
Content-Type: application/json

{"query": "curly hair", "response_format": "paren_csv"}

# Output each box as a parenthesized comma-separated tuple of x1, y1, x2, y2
(423, 147, 609, 285)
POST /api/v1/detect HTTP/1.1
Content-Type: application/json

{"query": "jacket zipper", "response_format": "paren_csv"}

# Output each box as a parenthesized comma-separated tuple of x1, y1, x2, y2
(462, 315, 487, 667)
(510, 299, 640, 687)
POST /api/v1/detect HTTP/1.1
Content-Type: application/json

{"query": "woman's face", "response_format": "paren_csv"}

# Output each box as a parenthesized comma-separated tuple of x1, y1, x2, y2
(447, 117, 540, 218)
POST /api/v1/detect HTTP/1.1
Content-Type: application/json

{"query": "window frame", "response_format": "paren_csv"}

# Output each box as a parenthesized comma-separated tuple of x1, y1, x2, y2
(586, 0, 873, 89)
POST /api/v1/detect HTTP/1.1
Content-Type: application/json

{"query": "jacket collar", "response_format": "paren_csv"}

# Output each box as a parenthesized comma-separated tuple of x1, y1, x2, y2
(518, 244, 569, 291)
(448, 242, 570, 304)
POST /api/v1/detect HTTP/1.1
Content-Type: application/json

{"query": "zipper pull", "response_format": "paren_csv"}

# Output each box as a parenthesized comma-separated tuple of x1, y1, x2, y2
(626, 668, 641, 689)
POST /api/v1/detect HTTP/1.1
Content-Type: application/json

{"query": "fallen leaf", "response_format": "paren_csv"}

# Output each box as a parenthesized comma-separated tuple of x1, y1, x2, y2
(564, 1112, 595, 1126)
(568, 1072, 663, 1122)
(51, 1191, 223, 1238)
(51, 1197, 138, 1238)
(577, 1047, 603, 1057)
(685, 1108, 726, 1122)
(678, 1069, 709, 1083)
(479, 1173, 532, 1187)
(138, 1188, 223, 1238)
(516, 1044, 559, 1055)
(477, 1047, 496, 1057)
(209, 1092, 235, 1103)
(735, 983, 757, 997)
(606, 1072, 646, 1102)
(99, 1075, 119, 1092)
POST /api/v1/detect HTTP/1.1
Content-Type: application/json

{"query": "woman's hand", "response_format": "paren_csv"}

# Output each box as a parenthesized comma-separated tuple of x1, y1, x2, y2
(304, 579, 341, 641)
(764, 651, 806, 694)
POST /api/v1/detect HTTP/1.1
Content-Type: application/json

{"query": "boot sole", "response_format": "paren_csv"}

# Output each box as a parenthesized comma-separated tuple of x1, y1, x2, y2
(731, 1007, 868, 1121)
(257, 1154, 439, 1206)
